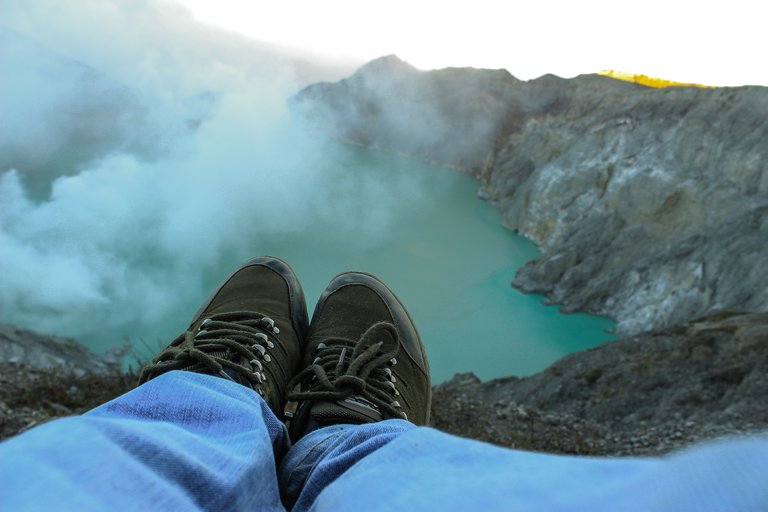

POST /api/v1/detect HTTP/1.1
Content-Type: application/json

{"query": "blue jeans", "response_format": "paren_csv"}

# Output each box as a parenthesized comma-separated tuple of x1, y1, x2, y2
(1, 371, 766, 511)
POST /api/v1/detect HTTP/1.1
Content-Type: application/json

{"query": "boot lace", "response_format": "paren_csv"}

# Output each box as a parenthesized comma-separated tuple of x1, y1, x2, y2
(287, 321, 406, 420)
(139, 311, 280, 396)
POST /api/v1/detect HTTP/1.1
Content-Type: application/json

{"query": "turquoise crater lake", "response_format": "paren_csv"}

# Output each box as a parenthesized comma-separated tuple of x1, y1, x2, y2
(199, 144, 615, 383)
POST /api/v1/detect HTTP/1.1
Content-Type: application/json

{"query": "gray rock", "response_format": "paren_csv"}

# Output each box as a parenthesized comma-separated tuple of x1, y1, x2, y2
(431, 312, 768, 455)
(0, 323, 121, 376)
(293, 55, 768, 335)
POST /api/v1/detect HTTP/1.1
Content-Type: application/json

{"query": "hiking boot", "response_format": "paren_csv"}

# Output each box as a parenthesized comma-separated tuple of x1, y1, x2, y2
(139, 256, 308, 417)
(287, 272, 431, 440)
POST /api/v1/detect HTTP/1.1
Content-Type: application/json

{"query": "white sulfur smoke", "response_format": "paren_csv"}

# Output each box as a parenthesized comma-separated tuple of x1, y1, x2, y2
(0, 0, 425, 353)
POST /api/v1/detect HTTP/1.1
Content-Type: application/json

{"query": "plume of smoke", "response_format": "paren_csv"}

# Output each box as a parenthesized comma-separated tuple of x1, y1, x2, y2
(0, 0, 424, 351)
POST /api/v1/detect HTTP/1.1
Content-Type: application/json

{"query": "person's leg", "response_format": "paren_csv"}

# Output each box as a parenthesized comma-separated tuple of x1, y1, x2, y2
(281, 421, 768, 512)
(1, 256, 309, 512)
(279, 419, 414, 510)
(281, 270, 768, 511)
(0, 371, 289, 511)
(280, 270, 432, 509)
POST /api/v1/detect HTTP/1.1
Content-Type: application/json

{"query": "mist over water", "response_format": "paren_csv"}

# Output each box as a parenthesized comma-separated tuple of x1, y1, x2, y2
(114, 144, 615, 383)
(252, 146, 615, 382)
(1, 0, 614, 382)
(1, 0, 360, 345)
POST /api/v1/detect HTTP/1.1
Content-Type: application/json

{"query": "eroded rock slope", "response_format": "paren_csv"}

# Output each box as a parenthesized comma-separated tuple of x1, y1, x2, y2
(293, 56, 768, 334)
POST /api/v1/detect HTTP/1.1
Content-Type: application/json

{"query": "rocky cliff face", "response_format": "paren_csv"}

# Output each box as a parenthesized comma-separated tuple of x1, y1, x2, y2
(293, 56, 768, 334)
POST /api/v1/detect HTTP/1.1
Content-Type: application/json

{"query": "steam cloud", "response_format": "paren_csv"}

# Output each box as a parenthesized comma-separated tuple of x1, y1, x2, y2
(0, 0, 424, 353)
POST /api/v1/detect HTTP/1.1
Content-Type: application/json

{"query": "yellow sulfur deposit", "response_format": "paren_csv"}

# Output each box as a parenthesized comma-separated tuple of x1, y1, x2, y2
(598, 70, 714, 89)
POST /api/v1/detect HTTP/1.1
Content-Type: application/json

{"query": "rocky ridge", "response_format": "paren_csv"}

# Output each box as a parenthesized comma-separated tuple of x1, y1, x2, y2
(0, 323, 126, 376)
(292, 56, 768, 335)
(3, 318, 766, 455)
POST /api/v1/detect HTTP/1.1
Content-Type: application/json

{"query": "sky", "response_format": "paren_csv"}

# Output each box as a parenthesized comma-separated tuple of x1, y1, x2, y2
(174, 0, 768, 87)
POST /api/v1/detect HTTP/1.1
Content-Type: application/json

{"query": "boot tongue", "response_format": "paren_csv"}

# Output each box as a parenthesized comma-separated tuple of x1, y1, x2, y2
(310, 396, 383, 425)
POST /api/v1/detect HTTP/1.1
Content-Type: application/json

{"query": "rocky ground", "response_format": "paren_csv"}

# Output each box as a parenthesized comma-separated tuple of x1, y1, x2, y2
(0, 323, 135, 440)
(0, 362, 136, 441)
(432, 311, 768, 455)
(3, 315, 766, 455)
(293, 56, 768, 336)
